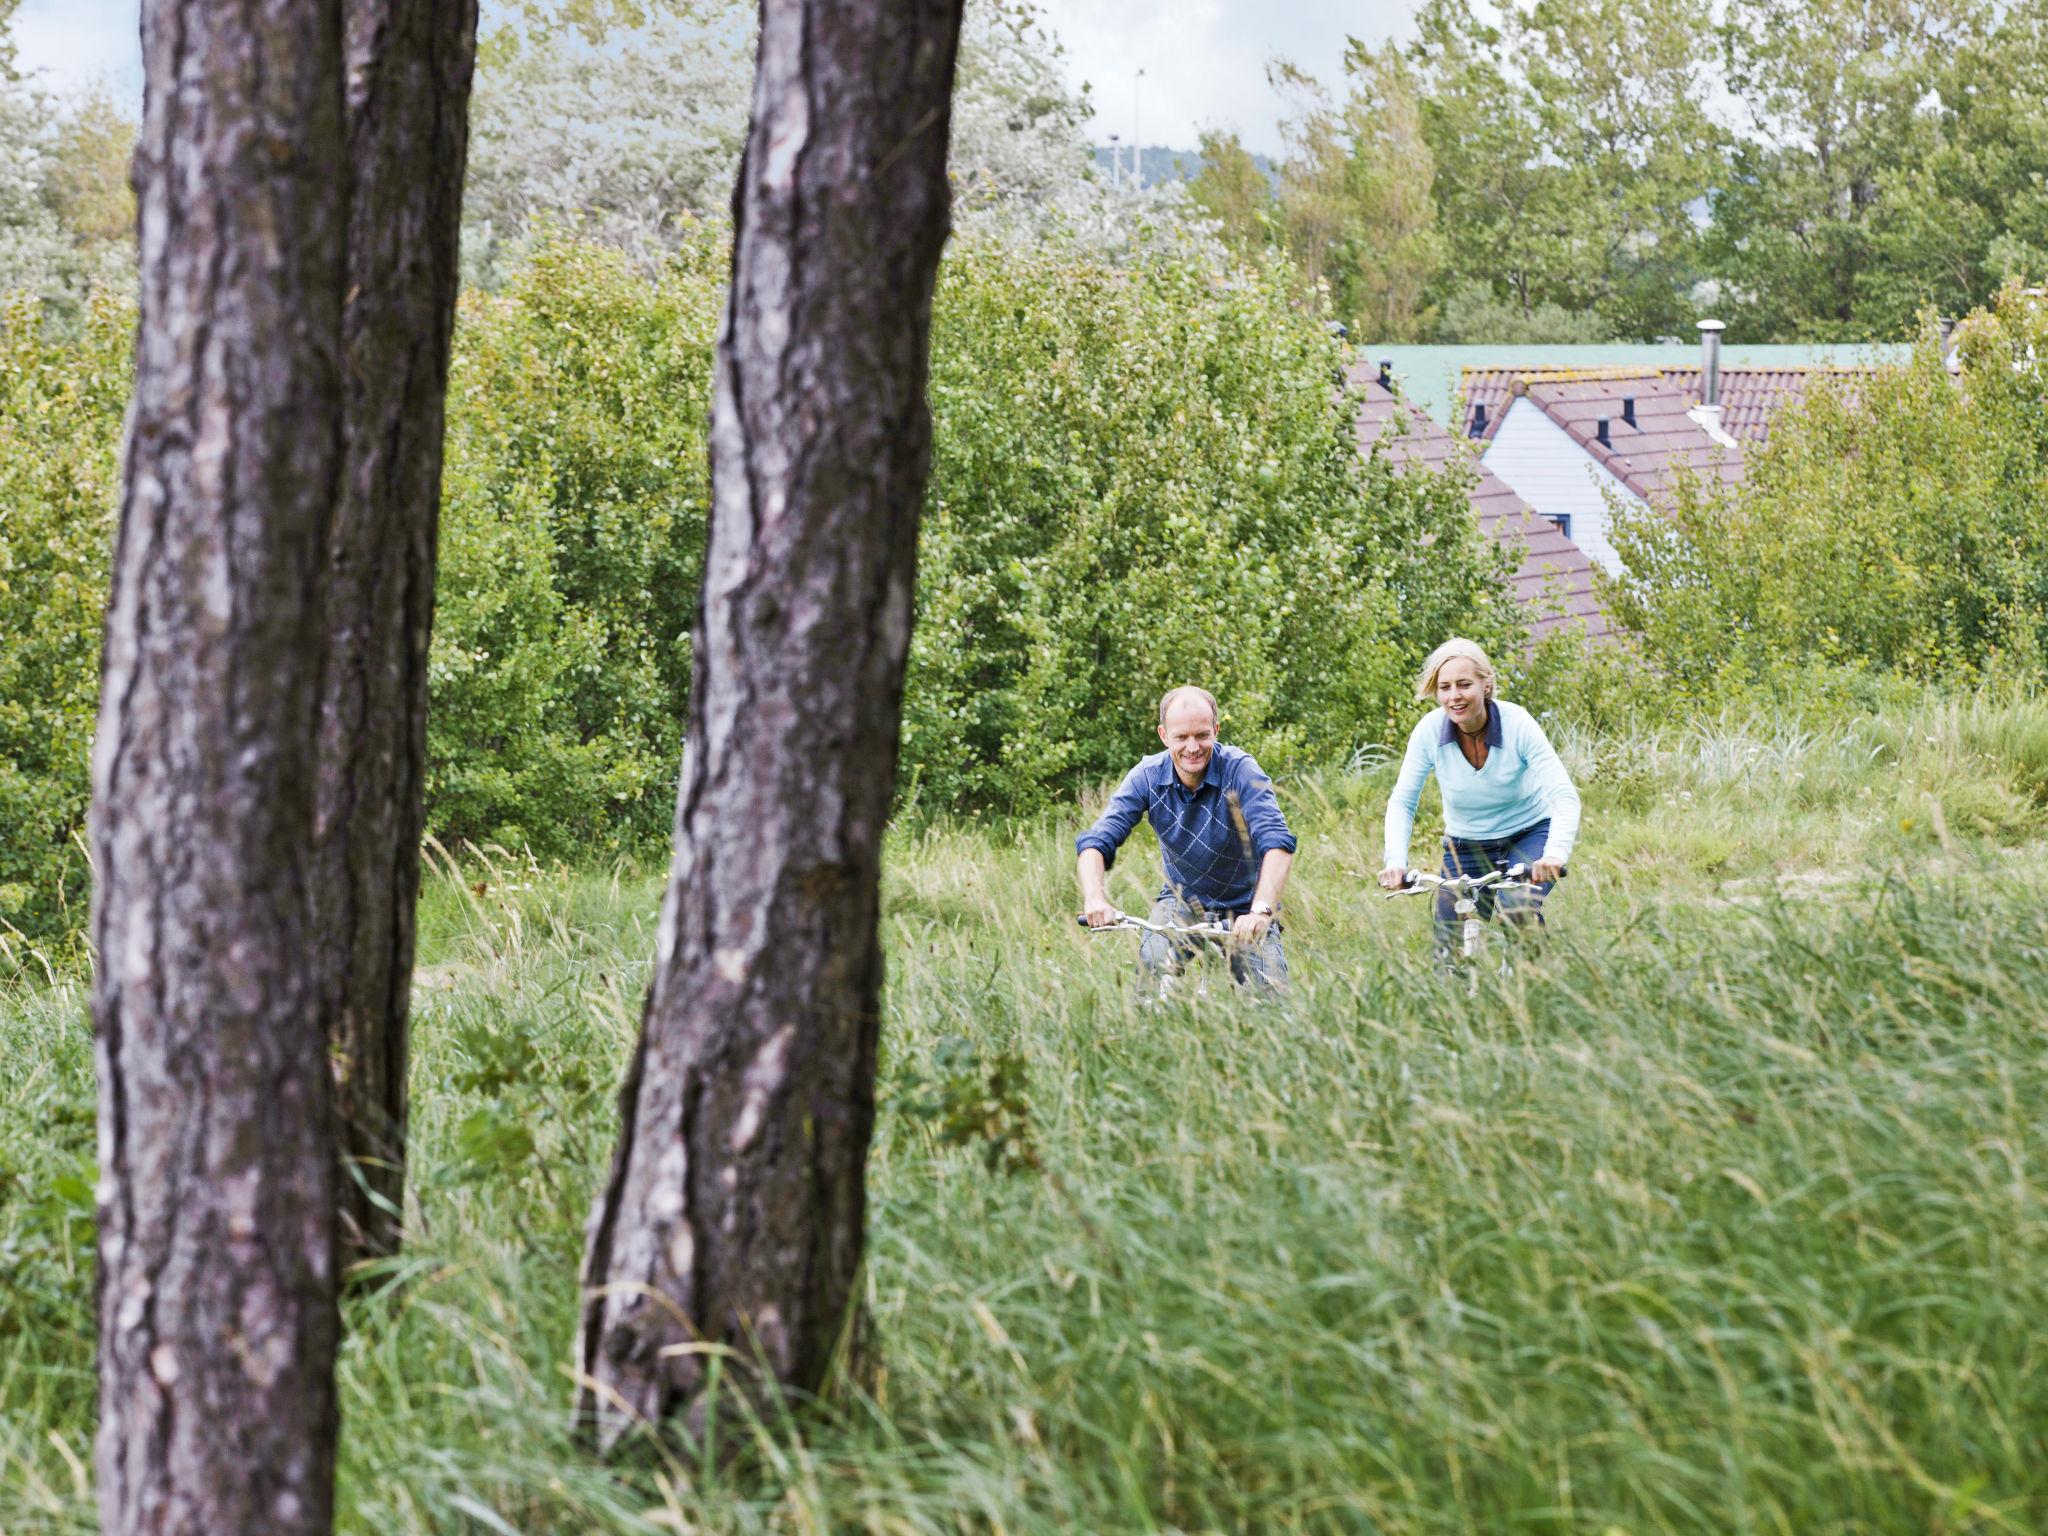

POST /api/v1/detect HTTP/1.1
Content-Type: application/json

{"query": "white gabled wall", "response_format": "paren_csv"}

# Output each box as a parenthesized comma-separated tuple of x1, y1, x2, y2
(1478, 399, 1645, 576)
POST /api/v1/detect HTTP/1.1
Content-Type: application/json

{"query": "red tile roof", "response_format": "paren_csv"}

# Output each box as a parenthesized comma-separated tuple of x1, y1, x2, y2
(1349, 362, 1612, 641)
(1506, 370, 1745, 506)
(1461, 364, 1867, 450)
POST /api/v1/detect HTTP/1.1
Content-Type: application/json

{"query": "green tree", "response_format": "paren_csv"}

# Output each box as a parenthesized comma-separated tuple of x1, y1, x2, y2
(1189, 128, 1270, 255)
(1518, 0, 1721, 336)
(1337, 41, 1444, 340)
(0, 291, 125, 944)
(1857, 0, 2048, 327)
(1271, 62, 1353, 303)
(0, 228, 1523, 940)
(1407, 0, 1587, 329)
(909, 238, 1518, 804)
(429, 234, 718, 855)
(1707, 0, 1984, 337)
(1405, 0, 1719, 338)
(41, 90, 136, 250)
(1264, 47, 1445, 341)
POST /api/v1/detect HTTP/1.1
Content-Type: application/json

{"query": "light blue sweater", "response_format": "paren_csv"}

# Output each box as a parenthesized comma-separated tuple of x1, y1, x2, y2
(1382, 698, 1582, 868)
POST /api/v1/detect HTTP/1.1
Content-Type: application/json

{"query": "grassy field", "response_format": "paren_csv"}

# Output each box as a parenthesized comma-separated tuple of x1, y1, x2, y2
(4, 695, 2047, 1534)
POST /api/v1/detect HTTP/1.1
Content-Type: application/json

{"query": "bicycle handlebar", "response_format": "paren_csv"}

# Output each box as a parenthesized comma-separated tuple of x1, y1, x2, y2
(1076, 912, 1236, 937)
(1385, 862, 1545, 900)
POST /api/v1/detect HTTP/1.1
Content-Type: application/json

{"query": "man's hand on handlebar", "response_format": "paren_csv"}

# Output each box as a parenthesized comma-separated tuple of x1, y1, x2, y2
(1231, 910, 1273, 944)
(1378, 866, 1408, 892)
(1082, 896, 1120, 929)
(1529, 859, 1565, 884)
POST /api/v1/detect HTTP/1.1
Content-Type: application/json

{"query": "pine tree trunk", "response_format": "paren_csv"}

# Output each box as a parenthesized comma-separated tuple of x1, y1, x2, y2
(577, 0, 964, 1445)
(315, 0, 477, 1268)
(91, 0, 347, 1528)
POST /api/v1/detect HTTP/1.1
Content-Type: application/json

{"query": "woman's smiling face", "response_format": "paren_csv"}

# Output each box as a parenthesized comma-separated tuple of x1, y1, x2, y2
(1436, 656, 1488, 728)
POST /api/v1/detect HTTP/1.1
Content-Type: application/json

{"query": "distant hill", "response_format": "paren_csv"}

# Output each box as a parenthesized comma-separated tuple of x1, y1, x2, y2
(1091, 144, 1278, 189)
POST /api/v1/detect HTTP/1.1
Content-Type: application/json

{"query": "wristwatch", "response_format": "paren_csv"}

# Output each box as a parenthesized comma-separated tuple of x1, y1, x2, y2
(1249, 901, 1275, 917)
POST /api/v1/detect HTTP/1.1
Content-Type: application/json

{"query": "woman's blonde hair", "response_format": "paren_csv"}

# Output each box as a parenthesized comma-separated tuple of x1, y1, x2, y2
(1414, 638, 1498, 702)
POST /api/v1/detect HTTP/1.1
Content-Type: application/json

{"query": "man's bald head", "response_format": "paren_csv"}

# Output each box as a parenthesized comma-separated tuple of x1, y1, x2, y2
(1158, 685, 1219, 728)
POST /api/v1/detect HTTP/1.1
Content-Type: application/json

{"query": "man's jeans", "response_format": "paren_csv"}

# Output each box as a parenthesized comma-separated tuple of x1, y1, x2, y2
(1435, 819, 1557, 955)
(1139, 894, 1288, 996)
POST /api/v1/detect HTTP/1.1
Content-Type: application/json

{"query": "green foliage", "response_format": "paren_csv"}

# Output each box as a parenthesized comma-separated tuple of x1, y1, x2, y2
(0, 229, 1518, 937)
(1428, 277, 1613, 343)
(0, 291, 125, 945)
(433, 230, 1519, 844)
(1188, 128, 1272, 255)
(39, 90, 135, 252)
(1402, 0, 1717, 341)
(1265, 0, 2048, 342)
(1605, 286, 2048, 694)
(908, 238, 1519, 811)
(1707, 0, 1989, 339)
(1269, 44, 1447, 342)
(429, 231, 719, 855)
(891, 1034, 1040, 1177)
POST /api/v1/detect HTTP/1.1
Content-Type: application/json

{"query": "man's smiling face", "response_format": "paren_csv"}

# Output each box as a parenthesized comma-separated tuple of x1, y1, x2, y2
(1158, 694, 1217, 786)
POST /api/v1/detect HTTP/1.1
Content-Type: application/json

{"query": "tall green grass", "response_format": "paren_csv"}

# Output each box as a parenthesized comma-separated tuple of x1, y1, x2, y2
(4, 696, 2046, 1533)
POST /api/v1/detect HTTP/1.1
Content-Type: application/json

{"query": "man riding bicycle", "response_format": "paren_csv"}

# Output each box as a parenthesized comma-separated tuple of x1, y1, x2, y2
(1077, 686, 1296, 994)
(1379, 639, 1581, 960)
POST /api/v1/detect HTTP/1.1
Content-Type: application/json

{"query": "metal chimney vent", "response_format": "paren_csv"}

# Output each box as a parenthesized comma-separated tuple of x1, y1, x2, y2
(1621, 396, 1636, 428)
(1378, 358, 1393, 388)
(1596, 417, 1611, 447)
(1470, 402, 1488, 437)
(1698, 319, 1726, 408)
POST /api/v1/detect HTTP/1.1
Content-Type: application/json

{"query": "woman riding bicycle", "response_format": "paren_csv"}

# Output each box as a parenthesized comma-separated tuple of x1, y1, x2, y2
(1377, 638, 1581, 958)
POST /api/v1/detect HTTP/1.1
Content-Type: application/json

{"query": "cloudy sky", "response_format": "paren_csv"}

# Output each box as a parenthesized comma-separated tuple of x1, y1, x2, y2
(1030, 0, 1420, 157)
(13, 0, 1422, 159)
(14, 0, 139, 97)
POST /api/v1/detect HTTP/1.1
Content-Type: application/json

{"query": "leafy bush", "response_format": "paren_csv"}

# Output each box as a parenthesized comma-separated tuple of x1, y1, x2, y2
(1604, 285, 2048, 698)
(429, 232, 719, 853)
(0, 292, 125, 944)
(909, 239, 1520, 809)
(0, 229, 1520, 935)
(435, 230, 1520, 835)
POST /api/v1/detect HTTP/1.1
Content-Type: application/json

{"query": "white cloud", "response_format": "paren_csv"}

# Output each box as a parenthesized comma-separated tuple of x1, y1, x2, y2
(14, 0, 143, 103)
(1029, 0, 1423, 158)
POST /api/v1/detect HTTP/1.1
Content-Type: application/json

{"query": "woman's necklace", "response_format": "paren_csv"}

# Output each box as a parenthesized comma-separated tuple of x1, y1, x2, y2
(1456, 702, 1490, 769)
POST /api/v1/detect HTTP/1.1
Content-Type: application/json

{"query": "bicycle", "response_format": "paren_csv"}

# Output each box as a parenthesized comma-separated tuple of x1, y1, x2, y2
(1075, 910, 1238, 1000)
(1384, 862, 1548, 990)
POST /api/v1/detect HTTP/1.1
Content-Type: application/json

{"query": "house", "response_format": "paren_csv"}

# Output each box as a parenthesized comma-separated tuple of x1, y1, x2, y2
(1457, 323, 1869, 575)
(1350, 360, 1612, 642)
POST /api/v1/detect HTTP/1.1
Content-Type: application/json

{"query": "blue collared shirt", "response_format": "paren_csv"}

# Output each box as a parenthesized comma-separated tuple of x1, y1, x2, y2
(1076, 744, 1297, 912)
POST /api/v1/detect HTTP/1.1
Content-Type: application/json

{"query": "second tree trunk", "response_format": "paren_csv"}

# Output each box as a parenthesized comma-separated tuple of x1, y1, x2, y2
(315, 0, 478, 1268)
(577, 0, 965, 1445)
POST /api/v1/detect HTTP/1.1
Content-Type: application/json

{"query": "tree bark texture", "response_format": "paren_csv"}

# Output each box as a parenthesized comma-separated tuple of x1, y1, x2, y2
(315, 0, 477, 1267)
(577, 0, 964, 1445)
(91, 0, 346, 1530)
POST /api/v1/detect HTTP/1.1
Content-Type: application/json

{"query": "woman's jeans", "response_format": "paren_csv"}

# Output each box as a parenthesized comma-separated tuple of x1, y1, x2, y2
(1436, 820, 1558, 955)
